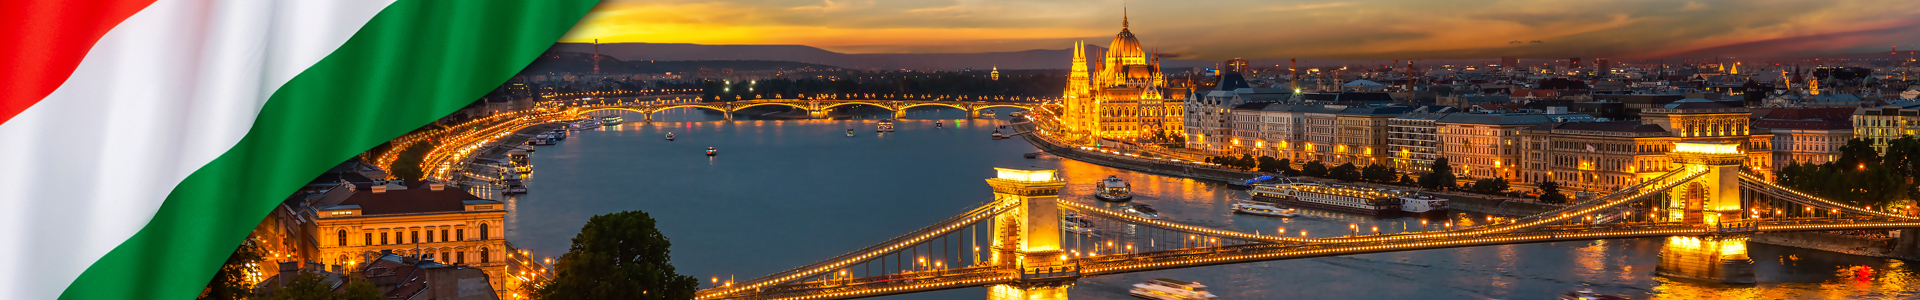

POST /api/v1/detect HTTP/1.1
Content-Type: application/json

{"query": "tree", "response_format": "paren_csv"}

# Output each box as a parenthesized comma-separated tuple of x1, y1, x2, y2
(1420, 157, 1458, 190)
(1399, 174, 1417, 186)
(1538, 181, 1568, 204)
(1470, 178, 1510, 194)
(1302, 161, 1329, 177)
(536, 210, 698, 300)
(1255, 156, 1281, 173)
(1329, 163, 1361, 181)
(1361, 164, 1396, 183)
(1238, 154, 1257, 170)
(261, 270, 382, 300)
(1276, 159, 1300, 176)
(202, 240, 264, 300)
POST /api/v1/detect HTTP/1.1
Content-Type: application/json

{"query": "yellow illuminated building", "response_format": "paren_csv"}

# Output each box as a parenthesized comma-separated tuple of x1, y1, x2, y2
(1061, 12, 1187, 143)
(306, 181, 547, 299)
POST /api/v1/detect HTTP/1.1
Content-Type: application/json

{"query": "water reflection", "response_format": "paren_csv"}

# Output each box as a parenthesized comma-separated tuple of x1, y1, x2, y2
(510, 106, 1918, 300)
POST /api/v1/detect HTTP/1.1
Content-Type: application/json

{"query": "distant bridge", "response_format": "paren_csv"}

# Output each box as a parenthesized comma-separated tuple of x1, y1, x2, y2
(569, 99, 1038, 121)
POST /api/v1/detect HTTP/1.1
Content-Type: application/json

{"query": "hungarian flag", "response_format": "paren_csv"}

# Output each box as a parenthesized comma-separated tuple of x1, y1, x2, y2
(0, 0, 596, 298)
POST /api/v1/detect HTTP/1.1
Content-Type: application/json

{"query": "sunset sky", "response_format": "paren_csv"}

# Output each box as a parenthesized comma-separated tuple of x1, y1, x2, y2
(560, 0, 1920, 60)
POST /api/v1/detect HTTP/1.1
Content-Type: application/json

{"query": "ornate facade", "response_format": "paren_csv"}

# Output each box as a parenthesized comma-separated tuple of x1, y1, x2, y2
(1062, 14, 1186, 142)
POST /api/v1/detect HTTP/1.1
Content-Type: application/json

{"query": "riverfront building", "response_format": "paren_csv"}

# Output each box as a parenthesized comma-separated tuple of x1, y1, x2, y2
(1061, 13, 1188, 143)
(305, 180, 543, 299)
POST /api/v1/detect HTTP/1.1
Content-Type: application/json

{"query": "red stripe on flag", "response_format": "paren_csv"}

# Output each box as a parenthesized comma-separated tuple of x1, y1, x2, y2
(0, 0, 157, 124)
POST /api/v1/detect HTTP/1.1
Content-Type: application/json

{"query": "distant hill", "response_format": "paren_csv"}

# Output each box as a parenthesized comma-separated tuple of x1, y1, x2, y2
(516, 51, 841, 75)
(548, 42, 1218, 71)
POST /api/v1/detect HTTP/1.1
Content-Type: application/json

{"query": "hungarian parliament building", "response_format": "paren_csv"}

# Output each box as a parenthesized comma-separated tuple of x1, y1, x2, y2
(1059, 14, 1189, 142)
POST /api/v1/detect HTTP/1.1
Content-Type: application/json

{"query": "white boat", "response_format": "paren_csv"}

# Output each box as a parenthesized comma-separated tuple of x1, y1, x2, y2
(877, 120, 895, 132)
(1129, 278, 1217, 300)
(1249, 177, 1446, 216)
(705, 147, 717, 156)
(991, 129, 1005, 140)
(1231, 201, 1299, 217)
(846, 128, 855, 137)
(1094, 175, 1133, 202)
(982, 109, 996, 118)
(600, 115, 622, 126)
(665, 132, 675, 141)
(1126, 204, 1165, 220)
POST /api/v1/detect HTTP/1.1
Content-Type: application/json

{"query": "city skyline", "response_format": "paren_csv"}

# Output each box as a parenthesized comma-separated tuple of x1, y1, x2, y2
(562, 0, 1920, 61)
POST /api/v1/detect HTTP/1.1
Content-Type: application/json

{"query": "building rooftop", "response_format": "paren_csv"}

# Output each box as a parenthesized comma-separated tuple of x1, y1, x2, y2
(325, 182, 500, 215)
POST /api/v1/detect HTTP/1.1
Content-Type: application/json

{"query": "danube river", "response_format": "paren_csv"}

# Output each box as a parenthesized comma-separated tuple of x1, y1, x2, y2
(508, 107, 1917, 300)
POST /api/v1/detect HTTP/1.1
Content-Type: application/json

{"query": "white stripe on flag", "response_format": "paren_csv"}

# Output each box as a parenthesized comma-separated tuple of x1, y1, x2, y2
(0, 0, 396, 298)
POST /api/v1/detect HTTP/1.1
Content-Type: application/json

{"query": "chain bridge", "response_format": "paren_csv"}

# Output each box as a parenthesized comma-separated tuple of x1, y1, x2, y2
(568, 98, 1037, 121)
(692, 141, 1920, 300)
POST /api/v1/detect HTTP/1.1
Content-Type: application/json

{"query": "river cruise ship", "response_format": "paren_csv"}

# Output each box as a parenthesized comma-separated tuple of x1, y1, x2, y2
(877, 120, 895, 132)
(1249, 178, 1448, 216)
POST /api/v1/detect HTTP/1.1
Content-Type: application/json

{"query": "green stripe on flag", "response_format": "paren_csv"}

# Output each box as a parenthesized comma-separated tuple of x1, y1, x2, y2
(60, 0, 597, 298)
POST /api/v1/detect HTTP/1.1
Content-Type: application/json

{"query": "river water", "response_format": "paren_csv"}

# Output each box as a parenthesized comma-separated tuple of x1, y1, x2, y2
(508, 107, 1918, 300)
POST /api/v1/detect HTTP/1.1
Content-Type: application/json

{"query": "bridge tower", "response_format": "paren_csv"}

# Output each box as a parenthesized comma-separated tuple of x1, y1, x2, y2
(1657, 141, 1755, 283)
(983, 168, 1076, 300)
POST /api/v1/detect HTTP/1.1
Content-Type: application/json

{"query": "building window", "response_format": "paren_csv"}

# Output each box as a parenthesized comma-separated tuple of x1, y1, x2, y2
(337, 230, 347, 247)
(365, 233, 372, 246)
(456, 251, 465, 264)
(440, 230, 448, 243)
(480, 223, 489, 240)
(380, 232, 388, 245)
(456, 229, 464, 241)
(411, 231, 419, 244)
(481, 248, 490, 263)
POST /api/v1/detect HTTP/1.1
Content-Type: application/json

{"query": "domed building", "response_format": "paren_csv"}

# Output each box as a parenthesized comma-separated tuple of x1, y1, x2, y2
(1061, 12, 1189, 143)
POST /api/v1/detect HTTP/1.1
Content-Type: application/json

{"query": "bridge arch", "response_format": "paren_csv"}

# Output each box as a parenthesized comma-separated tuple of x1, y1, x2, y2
(817, 101, 894, 111)
(728, 102, 810, 112)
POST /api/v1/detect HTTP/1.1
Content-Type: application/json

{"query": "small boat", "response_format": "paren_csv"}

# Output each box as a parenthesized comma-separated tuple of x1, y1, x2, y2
(982, 109, 996, 118)
(706, 147, 717, 156)
(665, 132, 675, 141)
(846, 128, 856, 137)
(503, 179, 528, 195)
(1063, 212, 1099, 235)
(877, 120, 895, 133)
(1231, 200, 1299, 217)
(1129, 278, 1217, 300)
(1126, 204, 1165, 220)
(1559, 289, 1628, 300)
(600, 115, 622, 126)
(935, 120, 943, 128)
(1094, 175, 1133, 202)
(991, 129, 1005, 140)
(1023, 152, 1041, 159)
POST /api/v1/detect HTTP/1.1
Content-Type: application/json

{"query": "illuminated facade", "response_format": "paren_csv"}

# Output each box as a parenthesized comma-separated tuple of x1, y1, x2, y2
(307, 181, 545, 299)
(1062, 13, 1187, 142)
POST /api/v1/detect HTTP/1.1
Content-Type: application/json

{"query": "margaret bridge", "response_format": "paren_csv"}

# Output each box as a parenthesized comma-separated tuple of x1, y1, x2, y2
(691, 140, 1920, 300)
(568, 98, 1039, 121)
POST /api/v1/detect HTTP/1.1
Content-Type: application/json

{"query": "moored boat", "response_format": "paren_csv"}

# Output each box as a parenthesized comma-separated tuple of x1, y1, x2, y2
(600, 115, 622, 126)
(1093, 175, 1133, 202)
(1248, 178, 1406, 215)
